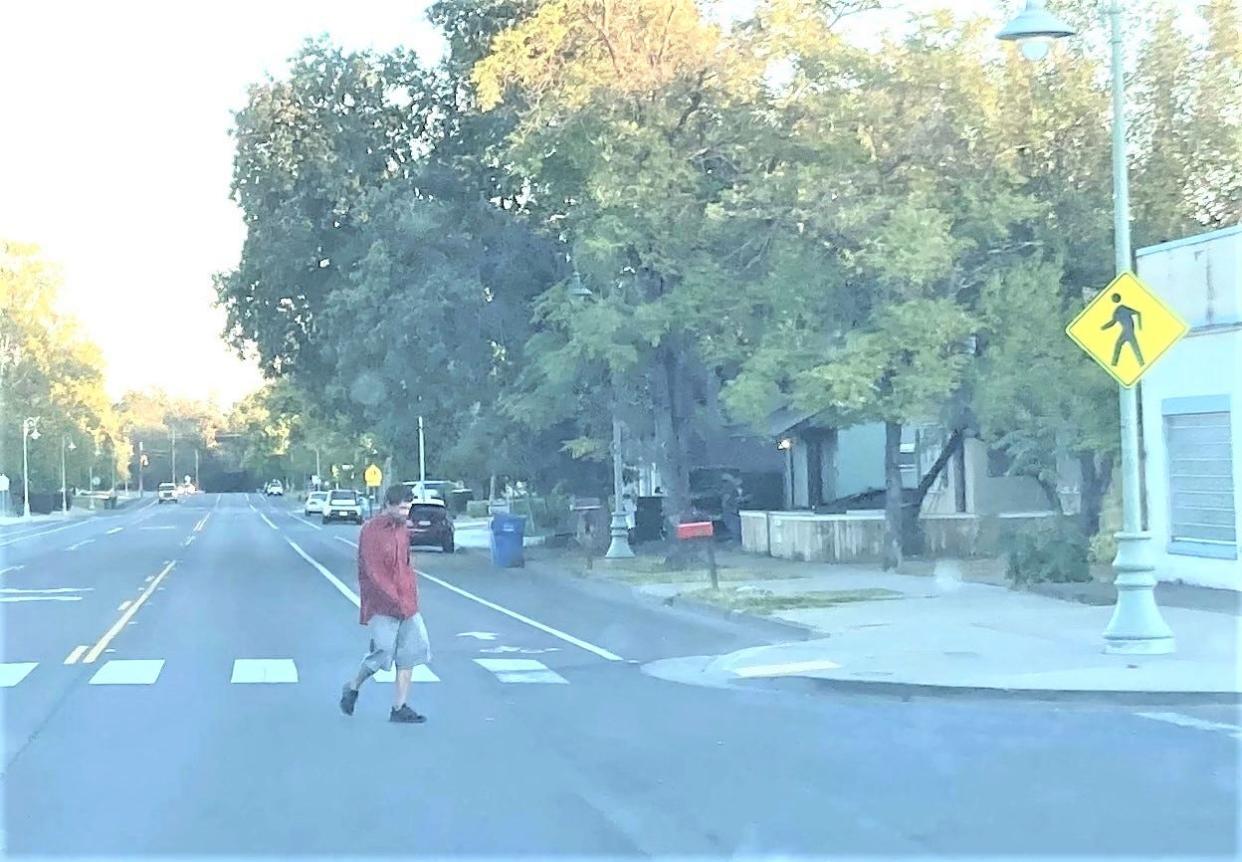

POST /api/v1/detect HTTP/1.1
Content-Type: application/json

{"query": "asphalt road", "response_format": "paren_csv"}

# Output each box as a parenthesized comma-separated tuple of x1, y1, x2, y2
(1, 493, 1237, 858)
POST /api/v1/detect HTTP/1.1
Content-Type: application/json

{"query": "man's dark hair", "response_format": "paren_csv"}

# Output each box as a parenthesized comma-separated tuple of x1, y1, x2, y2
(384, 485, 405, 507)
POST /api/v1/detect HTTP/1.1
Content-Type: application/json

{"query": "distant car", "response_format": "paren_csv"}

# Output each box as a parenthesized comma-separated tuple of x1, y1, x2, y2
(323, 489, 363, 524)
(265, 481, 284, 497)
(407, 498, 454, 553)
(398, 480, 458, 518)
(157, 483, 178, 504)
(304, 490, 329, 516)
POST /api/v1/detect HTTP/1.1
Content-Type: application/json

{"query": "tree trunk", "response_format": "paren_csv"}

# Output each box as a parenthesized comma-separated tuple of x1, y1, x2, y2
(1078, 451, 1112, 537)
(911, 429, 963, 512)
(651, 344, 691, 533)
(883, 421, 903, 571)
(1036, 476, 1064, 514)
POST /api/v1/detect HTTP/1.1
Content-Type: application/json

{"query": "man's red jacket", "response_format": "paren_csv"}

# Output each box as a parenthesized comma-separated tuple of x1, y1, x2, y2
(356, 510, 419, 624)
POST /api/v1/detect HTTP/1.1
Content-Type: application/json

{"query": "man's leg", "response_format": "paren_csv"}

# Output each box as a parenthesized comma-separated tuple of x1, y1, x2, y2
(394, 667, 413, 709)
(388, 614, 430, 723)
(342, 622, 397, 716)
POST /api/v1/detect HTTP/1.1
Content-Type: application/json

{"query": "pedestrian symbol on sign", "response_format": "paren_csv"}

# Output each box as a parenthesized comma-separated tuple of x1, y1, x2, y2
(1102, 292, 1143, 367)
(1065, 272, 1187, 388)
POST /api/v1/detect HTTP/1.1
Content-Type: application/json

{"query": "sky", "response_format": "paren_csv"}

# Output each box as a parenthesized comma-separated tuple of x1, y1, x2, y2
(0, 0, 998, 409)
(0, 1, 443, 408)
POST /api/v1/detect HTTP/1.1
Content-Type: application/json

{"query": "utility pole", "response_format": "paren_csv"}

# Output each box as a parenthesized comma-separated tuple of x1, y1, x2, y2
(418, 416, 426, 484)
(170, 426, 177, 485)
(194, 448, 200, 489)
(138, 441, 144, 496)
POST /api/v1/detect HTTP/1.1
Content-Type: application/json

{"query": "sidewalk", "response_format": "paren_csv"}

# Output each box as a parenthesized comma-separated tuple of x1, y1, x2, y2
(531, 547, 1241, 697)
(0, 492, 143, 527)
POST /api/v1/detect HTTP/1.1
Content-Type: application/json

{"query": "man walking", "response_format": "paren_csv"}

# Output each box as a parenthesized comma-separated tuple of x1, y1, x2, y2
(340, 484, 430, 723)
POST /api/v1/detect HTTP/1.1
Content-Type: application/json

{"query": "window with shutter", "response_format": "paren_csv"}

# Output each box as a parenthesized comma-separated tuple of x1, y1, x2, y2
(1165, 411, 1235, 556)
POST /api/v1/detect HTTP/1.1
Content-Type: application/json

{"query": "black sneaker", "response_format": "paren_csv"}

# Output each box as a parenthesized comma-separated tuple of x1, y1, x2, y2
(389, 705, 427, 724)
(340, 684, 359, 716)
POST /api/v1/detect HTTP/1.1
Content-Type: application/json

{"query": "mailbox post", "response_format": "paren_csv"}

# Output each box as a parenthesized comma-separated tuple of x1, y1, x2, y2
(676, 520, 718, 589)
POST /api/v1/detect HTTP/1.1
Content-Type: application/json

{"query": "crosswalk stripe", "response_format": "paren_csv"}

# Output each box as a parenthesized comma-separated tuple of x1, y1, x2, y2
(0, 659, 572, 687)
(373, 665, 440, 683)
(0, 662, 38, 687)
(89, 659, 165, 685)
(231, 659, 299, 684)
(474, 658, 568, 684)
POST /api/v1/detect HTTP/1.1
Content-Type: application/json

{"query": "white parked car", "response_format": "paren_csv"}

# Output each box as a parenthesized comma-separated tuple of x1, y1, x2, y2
(265, 480, 284, 497)
(304, 491, 329, 516)
(323, 489, 363, 524)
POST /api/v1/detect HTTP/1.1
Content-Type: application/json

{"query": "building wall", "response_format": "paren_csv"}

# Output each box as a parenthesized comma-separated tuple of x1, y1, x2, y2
(1137, 227, 1240, 591)
(962, 438, 1060, 516)
(837, 424, 886, 498)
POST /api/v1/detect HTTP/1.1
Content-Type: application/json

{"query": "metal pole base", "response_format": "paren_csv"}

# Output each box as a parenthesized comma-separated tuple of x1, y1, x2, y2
(605, 511, 635, 559)
(1103, 532, 1175, 655)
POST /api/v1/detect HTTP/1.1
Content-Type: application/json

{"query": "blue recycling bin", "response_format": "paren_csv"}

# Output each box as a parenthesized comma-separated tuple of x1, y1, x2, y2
(490, 513, 526, 568)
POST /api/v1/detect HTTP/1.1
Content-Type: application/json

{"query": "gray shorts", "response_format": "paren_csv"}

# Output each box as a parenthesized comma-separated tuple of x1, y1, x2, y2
(362, 613, 431, 672)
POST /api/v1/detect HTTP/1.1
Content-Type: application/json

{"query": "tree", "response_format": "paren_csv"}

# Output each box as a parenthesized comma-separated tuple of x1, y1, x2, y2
(1, 241, 123, 497)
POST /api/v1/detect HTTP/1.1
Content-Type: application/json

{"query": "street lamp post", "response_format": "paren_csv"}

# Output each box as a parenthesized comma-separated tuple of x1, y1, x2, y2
(61, 435, 76, 514)
(998, 0, 1174, 653)
(567, 267, 635, 559)
(21, 417, 40, 518)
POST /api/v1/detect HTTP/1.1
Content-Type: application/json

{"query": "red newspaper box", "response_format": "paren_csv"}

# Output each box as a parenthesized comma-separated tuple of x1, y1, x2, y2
(676, 521, 714, 540)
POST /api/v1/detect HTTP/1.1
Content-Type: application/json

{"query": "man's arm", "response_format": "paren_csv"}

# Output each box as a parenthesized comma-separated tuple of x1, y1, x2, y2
(1101, 317, 1117, 331)
(1135, 309, 1142, 330)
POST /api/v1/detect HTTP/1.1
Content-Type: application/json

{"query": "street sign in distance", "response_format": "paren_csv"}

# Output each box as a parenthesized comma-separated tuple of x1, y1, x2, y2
(1066, 272, 1188, 388)
(364, 464, 383, 488)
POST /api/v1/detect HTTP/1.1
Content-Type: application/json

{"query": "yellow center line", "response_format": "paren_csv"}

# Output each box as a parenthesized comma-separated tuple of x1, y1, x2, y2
(83, 561, 176, 664)
(194, 513, 210, 533)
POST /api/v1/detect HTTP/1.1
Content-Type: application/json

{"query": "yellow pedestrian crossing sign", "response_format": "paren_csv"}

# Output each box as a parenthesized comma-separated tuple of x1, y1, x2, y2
(364, 464, 382, 488)
(1066, 272, 1188, 388)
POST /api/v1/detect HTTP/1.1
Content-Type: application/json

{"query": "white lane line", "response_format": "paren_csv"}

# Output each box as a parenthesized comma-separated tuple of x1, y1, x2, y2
(0, 519, 94, 547)
(332, 536, 623, 662)
(83, 561, 176, 663)
(0, 565, 24, 575)
(106, 527, 124, 535)
(140, 526, 177, 531)
(258, 512, 279, 531)
(1137, 712, 1242, 740)
(0, 587, 91, 594)
(64, 645, 87, 665)
(422, 570, 624, 662)
(0, 662, 38, 687)
(285, 539, 359, 607)
(89, 659, 165, 685)
(474, 658, 569, 684)
(0, 596, 82, 603)
(194, 514, 210, 532)
(118, 600, 132, 611)
(230, 659, 299, 684)
(214, 493, 223, 510)
(288, 512, 322, 531)
(182, 535, 195, 547)
(373, 665, 439, 683)
(65, 538, 95, 551)
(335, 536, 358, 550)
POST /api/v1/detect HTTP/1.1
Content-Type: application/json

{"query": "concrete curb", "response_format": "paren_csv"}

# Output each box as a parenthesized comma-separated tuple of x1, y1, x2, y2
(518, 555, 817, 643)
(732, 673, 1242, 706)
(656, 591, 820, 640)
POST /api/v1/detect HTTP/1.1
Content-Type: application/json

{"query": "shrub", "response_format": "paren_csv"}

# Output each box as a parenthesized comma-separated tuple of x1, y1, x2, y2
(465, 500, 490, 518)
(1002, 519, 1091, 586)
